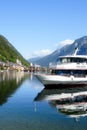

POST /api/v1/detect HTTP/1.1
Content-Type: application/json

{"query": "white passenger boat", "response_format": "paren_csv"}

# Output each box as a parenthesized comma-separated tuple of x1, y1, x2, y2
(36, 55, 87, 87)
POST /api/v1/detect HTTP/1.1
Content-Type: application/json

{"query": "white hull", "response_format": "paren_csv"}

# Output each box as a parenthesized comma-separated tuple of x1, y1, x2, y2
(36, 74, 87, 87)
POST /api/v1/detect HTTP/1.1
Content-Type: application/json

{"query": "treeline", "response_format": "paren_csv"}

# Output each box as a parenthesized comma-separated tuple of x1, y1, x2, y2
(0, 35, 29, 67)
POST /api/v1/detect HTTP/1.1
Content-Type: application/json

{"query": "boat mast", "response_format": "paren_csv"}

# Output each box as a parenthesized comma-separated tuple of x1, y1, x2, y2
(73, 42, 78, 56)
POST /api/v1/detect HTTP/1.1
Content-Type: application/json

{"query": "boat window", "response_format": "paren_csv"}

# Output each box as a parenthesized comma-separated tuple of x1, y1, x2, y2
(70, 58, 73, 62)
(51, 70, 56, 74)
(60, 57, 87, 63)
(78, 58, 87, 63)
(71, 70, 86, 77)
(83, 58, 87, 63)
(70, 58, 87, 63)
(52, 69, 86, 77)
(67, 58, 70, 62)
(57, 70, 71, 76)
(61, 58, 67, 63)
(76, 58, 80, 63)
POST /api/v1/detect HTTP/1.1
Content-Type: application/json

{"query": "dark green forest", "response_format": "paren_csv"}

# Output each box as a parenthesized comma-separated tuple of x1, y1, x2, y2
(0, 35, 29, 66)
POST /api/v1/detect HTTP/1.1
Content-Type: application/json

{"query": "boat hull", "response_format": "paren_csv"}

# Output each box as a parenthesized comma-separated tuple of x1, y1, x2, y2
(35, 74, 87, 88)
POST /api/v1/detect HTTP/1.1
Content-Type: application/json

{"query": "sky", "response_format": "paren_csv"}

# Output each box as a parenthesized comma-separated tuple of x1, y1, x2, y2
(0, 0, 87, 59)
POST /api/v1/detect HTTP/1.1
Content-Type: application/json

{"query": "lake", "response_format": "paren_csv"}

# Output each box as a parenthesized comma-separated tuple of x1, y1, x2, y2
(0, 71, 87, 130)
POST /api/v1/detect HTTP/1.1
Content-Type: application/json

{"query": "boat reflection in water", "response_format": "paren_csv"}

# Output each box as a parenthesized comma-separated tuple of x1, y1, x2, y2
(34, 85, 87, 121)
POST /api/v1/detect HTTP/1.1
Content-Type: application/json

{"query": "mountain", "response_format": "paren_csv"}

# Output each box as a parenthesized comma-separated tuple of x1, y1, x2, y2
(30, 36, 87, 66)
(28, 57, 43, 63)
(0, 35, 29, 66)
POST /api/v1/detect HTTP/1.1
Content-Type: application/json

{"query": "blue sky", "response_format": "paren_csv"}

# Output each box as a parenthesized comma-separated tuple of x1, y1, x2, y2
(0, 0, 87, 59)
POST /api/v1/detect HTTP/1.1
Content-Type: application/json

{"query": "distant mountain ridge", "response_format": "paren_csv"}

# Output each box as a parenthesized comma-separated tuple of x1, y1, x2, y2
(0, 35, 29, 66)
(29, 36, 87, 66)
(28, 57, 43, 63)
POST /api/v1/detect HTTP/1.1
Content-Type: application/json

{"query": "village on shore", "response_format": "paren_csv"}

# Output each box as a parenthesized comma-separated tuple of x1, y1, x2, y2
(0, 58, 48, 73)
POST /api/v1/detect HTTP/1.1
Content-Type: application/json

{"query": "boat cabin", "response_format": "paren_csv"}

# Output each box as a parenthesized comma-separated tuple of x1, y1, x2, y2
(51, 55, 87, 77)
(59, 55, 87, 64)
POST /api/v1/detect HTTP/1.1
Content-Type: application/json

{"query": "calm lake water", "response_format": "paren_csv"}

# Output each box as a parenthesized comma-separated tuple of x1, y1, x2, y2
(0, 71, 87, 130)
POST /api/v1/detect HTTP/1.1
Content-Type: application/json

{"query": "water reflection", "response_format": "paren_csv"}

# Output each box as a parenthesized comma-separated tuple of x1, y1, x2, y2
(34, 86, 87, 121)
(0, 71, 28, 105)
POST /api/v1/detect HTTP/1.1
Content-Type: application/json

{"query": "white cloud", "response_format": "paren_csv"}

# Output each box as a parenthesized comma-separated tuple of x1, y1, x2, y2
(56, 39, 74, 49)
(28, 39, 74, 58)
(31, 49, 52, 58)
(60, 39, 74, 46)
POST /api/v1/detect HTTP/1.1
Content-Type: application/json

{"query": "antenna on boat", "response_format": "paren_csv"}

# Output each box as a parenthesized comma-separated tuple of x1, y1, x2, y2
(74, 117, 79, 122)
(73, 42, 78, 56)
(34, 102, 37, 112)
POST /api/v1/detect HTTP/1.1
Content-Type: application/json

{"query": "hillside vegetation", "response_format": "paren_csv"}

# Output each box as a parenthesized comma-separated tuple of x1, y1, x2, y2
(0, 35, 29, 66)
